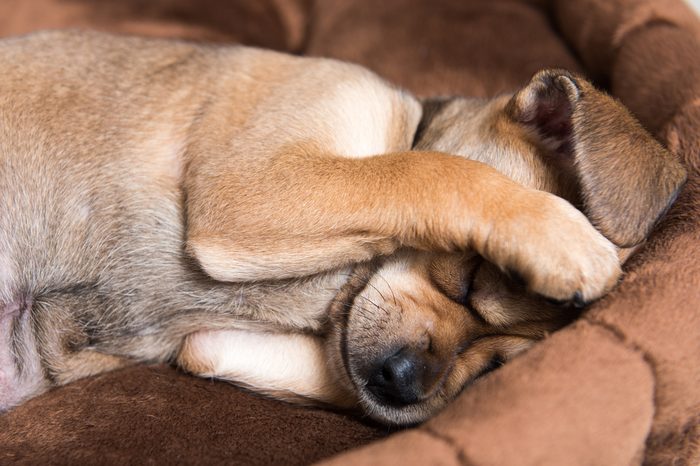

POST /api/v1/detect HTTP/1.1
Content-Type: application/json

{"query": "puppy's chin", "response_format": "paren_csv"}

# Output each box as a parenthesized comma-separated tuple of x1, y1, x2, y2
(356, 385, 448, 426)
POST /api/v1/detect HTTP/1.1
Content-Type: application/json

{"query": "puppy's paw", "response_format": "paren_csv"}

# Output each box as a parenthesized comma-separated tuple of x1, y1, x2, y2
(491, 192, 622, 303)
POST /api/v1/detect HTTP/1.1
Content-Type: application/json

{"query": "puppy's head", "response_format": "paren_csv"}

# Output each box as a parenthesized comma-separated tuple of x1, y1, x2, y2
(326, 70, 686, 425)
(415, 69, 687, 247)
(326, 251, 571, 425)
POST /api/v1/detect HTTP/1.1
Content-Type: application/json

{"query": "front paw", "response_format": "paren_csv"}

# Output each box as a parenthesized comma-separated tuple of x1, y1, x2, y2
(489, 192, 622, 303)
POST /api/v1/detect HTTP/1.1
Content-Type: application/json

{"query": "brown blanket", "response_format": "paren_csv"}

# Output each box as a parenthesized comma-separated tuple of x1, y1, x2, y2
(1, 1, 698, 464)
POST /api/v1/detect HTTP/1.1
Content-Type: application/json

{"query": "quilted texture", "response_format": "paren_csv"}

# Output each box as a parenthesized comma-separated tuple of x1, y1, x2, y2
(0, 1, 698, 464)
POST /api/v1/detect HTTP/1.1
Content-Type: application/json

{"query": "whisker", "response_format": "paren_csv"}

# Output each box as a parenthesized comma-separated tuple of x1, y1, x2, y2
(355, 294, 385, 313)
(375, 272, 397, 306)
(364, 281, 387, 303)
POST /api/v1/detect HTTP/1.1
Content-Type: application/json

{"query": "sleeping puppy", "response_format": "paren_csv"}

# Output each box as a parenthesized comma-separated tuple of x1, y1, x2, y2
(179, 69, 687, 424)
(0, 31, 685, 425)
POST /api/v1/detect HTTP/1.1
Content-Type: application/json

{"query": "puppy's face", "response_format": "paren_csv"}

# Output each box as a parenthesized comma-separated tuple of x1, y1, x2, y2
(325, 70, 686, 424)
(326, 251, 570, 424)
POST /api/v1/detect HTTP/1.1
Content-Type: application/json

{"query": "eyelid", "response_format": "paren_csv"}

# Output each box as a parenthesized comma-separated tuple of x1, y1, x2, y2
(452, 260, 486, 325)
(429, 256, 483, 305)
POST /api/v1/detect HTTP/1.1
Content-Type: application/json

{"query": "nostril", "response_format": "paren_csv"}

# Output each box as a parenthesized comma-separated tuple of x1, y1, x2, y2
(381, 363, 394, 383)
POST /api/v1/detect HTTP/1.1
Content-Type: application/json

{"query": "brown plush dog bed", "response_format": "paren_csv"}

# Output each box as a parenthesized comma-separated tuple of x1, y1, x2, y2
(1, 1, 699, 464)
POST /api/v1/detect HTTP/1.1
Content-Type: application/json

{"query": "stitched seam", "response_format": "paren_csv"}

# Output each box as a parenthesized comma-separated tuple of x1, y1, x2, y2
(611, 18, 679, 53)
(421, 425, 476, 466)
(583, 317, 659, 391)
(419, 319, 657, 466)
(663, 98, 700, 138)
(582, 317, 658, 377)
(607, 20, 682, 113)
(582, 317, 659, 458)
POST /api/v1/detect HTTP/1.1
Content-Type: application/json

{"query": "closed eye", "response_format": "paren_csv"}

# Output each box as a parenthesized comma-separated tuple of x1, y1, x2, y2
(430, 256, 483, 307)
(428, 255, 490, 325)
(457, 260, 489, 325)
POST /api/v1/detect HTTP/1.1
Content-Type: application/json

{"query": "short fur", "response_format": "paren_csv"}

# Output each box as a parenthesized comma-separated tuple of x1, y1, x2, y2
(0, 31, 686, 424)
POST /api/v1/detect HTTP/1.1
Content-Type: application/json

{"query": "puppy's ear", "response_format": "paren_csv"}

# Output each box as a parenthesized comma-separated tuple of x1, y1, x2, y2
(507, 69, 687, 247)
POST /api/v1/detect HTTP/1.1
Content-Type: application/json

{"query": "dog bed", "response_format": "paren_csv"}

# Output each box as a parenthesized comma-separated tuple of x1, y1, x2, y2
(1, 0, 698, 464)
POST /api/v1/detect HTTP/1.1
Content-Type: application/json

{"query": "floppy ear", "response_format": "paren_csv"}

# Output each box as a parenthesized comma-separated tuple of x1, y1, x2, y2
(507, 69, 687, 247)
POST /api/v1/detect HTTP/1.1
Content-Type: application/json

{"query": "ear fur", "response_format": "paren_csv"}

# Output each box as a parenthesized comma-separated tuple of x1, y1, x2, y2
(507, 69, 687, 247)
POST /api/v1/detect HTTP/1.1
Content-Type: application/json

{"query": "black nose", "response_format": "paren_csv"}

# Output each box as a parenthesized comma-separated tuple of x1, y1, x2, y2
(366, 348, 424, 406)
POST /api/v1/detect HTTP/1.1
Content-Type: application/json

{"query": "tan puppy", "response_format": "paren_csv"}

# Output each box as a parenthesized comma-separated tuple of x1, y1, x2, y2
(0, 31, 685, 425)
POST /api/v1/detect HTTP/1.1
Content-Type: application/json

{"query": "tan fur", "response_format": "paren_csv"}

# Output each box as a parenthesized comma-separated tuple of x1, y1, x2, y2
(187, 148, 621, 300)
(179, 330, 356, 407)
(0, 31, 685, 424)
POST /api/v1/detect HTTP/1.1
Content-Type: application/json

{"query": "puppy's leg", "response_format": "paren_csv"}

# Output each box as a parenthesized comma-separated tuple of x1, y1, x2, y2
(50, 351, 133, 385)
(178, 329, 356, 407)
(0, 294, 124, 410)
(186, 149, 620, 302)
(0, 297, 47, 411)
(21, 294, 133, 393)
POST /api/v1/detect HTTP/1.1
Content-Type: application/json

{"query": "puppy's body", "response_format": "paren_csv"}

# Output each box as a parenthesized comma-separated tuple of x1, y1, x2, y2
(0, 31, 411, 408)
(0, 31, 685, 423)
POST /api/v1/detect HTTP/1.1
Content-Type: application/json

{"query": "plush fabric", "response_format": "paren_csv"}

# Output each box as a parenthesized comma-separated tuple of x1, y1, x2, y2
(0, 0, 698, 464)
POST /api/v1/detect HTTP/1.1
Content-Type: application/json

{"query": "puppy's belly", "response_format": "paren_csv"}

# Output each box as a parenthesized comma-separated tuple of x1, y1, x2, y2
(178, 329, 355, 407)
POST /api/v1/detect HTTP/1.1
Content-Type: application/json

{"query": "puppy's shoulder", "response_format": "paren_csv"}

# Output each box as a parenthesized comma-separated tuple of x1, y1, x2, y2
(229, 50, 423, 156)
(310, 58, 423, 156)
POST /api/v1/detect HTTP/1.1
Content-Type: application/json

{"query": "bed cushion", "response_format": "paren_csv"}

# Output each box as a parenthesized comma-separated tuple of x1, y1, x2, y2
(1, 1, 698, 464)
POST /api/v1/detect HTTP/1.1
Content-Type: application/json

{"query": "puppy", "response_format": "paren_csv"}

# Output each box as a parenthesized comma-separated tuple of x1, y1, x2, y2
(0, 31, 685, 425)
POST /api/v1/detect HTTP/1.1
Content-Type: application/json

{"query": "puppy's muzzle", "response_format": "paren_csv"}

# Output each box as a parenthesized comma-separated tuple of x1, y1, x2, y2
(365, 347, 442, 406)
